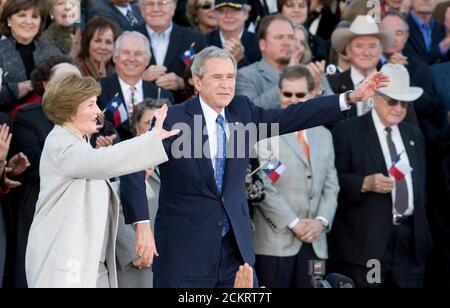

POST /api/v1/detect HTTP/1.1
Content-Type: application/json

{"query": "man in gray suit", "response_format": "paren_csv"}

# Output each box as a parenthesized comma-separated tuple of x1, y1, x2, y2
(88, 0, 144, 31)
(253, 65, 339, 288)
(236, 14, 331, 110)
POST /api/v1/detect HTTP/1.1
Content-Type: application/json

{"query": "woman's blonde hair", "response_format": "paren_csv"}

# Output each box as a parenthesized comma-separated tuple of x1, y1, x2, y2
(42, 73, 101, 125)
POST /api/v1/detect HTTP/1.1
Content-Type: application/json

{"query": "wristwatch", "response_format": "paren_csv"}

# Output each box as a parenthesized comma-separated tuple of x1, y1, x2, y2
(344, 90, 355, 105)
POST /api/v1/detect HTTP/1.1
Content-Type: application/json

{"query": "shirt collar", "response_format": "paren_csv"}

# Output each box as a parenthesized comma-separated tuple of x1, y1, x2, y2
(199, 96, 226, 125)
(371, 108, 399, 136)
(219, 30, 244, 46)
(117, 76, 143, 93)
(147, 22, 173, 39)
(114, 4, 132, 16)
(410, 11, 435, 29)
(350, 66, 367, 87)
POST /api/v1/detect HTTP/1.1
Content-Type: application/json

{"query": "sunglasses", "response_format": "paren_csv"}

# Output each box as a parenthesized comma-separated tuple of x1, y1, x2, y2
(384, 96, 409, 108)
(282, 91, 307, 99)
(196, 2, 214, 9)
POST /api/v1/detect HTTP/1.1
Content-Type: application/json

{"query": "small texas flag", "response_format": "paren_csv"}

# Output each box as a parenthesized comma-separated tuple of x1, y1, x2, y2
(106, 96, 128, 127)
(262, 158, 286, 183)
(180, 44, 196, 66)
(389, 152, 413, 180)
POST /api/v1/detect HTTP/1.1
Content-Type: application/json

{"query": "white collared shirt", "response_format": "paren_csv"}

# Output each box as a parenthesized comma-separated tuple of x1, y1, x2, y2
(199, 96, 229, 173)
(350, 66, 375, 116)
(371, 109, 414, 215)
(146, 23, 173, 66)
(114, 4, 132, 17)
(118, 77, 144, 114)
(219, 30, 244, 48)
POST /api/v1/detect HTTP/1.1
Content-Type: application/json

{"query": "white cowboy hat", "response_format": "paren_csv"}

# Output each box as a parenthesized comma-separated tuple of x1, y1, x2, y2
(331, 15, 395, 54)
(376, 64, 423, 102)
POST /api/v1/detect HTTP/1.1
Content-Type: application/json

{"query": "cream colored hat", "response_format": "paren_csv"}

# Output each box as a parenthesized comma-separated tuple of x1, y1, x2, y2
(331, 15, 395, 54)
(376, 64, 423, 102)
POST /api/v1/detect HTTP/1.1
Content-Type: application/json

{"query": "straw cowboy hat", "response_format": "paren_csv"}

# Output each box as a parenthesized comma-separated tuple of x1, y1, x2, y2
(376, 64, 423, 102)
(331, 15, 395, 54)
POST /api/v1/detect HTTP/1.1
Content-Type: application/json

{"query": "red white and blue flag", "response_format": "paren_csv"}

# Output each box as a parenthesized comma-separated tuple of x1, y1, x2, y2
(106, 96, 128, 127)
(180, 46, 196, 66)
(389, 152, 412, 180)
(262, 159, 286, 183)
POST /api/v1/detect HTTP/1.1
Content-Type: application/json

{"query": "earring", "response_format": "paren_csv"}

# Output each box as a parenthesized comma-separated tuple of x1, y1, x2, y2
(50, 14, 54, 20)
(7, 23, 11, 27)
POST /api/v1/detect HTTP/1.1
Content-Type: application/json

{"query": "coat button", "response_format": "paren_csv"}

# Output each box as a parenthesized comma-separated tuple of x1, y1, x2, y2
(307, 175, 312, 179)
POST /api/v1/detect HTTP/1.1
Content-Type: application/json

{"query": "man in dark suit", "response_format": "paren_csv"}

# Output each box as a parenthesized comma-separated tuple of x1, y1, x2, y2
(135, 0, 207, 103)
(97, 31, 173, 141)
(122, 45, 389, 288)
(88, 0, 144, 31)
(404, 0, 450, 64)
(206, 0, 261, 69)
(329, 64, 433, 288)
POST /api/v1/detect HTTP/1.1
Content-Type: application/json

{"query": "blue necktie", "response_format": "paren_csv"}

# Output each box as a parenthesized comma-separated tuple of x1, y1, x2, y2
(215, 115, 230, 236)
(126, 8, 139, 27)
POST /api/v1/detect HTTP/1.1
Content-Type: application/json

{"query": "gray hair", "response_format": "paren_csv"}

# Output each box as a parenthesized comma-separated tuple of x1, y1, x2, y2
(50, 63, 81, 81)
(114, 31, 152, 59)
(191, 46, 237, 77)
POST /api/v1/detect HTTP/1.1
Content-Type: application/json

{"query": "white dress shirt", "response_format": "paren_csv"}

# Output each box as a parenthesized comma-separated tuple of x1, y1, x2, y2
(371, 109, 414, 215)
(199, 96, 229, 173)
(350, 66, 375, 116)
(146, 23, 173, 66)
(114, 4, 132, 17)
(118, 77, 144, 114)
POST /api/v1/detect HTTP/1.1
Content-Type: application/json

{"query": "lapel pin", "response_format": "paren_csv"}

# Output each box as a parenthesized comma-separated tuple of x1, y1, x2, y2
(410, 141, 415, 146)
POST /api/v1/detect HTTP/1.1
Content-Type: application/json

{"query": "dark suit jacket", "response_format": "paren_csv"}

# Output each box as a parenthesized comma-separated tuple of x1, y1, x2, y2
(97, 75, 174, 141)
(205, 30, 261, 69)
(431, 62, 450, 112)
(329, 113, 432, 266)
(306, 7, 340, 41)
(404, 13, 450, 65)
(136, 23, 207, 103)
(88, 0, 144, 31)
(147, 94, 345, 283)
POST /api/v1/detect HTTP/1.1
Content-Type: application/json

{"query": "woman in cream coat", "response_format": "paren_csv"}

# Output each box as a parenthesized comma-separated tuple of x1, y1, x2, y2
(25, 74, 177, 288)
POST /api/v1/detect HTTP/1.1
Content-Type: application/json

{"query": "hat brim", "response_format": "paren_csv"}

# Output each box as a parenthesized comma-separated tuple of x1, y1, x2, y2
(215, 2, 244, 9)
(331, 28, 395, 54)
(376, 87, 424, 102)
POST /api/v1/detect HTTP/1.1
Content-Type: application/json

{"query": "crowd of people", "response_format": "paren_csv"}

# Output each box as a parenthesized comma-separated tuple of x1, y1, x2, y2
(0, 0, 450, 288)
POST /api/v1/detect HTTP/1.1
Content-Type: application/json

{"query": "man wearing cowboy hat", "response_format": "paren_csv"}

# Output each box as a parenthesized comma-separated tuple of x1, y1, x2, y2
(327, 15, 395, 118)
(328, 64, 432, 288)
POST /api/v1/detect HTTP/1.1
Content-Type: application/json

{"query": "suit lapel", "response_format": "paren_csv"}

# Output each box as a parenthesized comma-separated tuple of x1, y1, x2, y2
(398, 124, 419, 203)
(187, 97, 221, 197)
(362, 114, 388, 174)
(164, 25, 184, 69)
(408, 15, 427, 54)
(222, 105, 241, 193)
(282, 133, 309, 166)
(257, 59, 280, 85)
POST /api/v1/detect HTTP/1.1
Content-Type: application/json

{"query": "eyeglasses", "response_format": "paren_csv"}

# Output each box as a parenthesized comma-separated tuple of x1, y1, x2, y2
(196, 2, 213, 10)
(384, 96, 409, 108)
(141, 0, 175, 10)
(282, 91, 307, 99)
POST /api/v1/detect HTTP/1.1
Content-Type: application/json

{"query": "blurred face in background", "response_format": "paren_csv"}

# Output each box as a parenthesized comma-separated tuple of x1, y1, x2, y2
(346, 36, 382, 73)
(135, 108, 156, 135)
(411, 0, 437, 15)
(196, 0, 218, 30)
(89, 28, 115, 64)
(279, 77, 312, 108)
(381, 15, 409, 55)
(445, 7, 450, 33)
(216, 6, 247, 33)
(294, 28, 306, 60)
(51, 0, 79, 28)
(281, 0, 308, 25)
(113, 35, 151, 80)
(260, 20, 296, 67)
(140, 0, 176, 33)
(8, 7, 41, 44)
